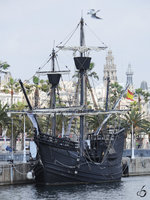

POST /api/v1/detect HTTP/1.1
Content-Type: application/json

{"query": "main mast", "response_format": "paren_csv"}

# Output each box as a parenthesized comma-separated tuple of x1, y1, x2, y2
(74, 18, 91, 157)
(80, 18, 85, 157)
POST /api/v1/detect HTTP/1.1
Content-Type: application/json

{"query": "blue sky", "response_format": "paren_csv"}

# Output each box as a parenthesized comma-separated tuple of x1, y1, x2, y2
(0, 0, 150, 88)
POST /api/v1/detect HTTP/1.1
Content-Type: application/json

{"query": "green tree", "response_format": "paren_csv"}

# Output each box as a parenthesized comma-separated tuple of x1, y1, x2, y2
(0, 61, 10, 89)
(135, 88, 150, 114)
(135, 88, 143, 112)
(22, 81, 36, 108)
(121, 102, 150, 148)
(141, 91, 150, 103)
(0, 61, 10, 72)
(32, 76, 50, 108)
(86, 62, 99, 80)
(87, 114, 105, 132)
(0, 103, 10, 135)
(3, 77, 20, 107)
(109, 82, 123, 109)
(32, 76, 40, 108)
(7, 102, 35, 151)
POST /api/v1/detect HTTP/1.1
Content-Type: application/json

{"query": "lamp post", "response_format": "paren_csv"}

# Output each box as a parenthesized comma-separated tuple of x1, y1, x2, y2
(131, 122, 135, 159)
(23, 114, 26, 163)
(11, 117, 14, 161)
(7, 113, 14, 161)
(7, 112, 14, 183)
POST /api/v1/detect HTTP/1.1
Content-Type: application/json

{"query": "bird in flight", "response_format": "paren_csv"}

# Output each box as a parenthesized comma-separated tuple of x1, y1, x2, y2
(87, 9, 102, 19)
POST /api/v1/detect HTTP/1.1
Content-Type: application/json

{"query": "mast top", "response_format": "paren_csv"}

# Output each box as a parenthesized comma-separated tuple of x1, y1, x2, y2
(57, 17, 107, 56)
(36, 48, 69, 87)
(51, 48, 55, 72)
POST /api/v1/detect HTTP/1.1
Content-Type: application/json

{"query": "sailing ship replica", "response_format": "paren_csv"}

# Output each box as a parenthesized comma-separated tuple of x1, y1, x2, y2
(19, 17, 127, 185)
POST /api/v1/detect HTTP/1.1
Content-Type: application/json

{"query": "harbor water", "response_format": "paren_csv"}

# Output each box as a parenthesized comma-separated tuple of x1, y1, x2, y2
(0, 176, 150, 200)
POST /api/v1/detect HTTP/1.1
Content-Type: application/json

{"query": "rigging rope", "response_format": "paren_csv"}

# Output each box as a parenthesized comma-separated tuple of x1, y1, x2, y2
(55, 57, 73, 106)
(56, 23, 80, 48)
(22, 19, 107, 85)
(91, 77, 101, 108)
(23, 23, 79, 84)
(85, 23, 107, 47)
(23, 56, 51, 83)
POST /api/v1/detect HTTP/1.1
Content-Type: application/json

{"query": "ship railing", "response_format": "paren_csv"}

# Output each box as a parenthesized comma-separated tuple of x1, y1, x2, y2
(38, 133, 78, 150)
(87, 128, 123, 141)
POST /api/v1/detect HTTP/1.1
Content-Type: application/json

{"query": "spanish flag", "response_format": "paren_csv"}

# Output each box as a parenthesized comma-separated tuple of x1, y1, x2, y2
(126, 89, 134, 101)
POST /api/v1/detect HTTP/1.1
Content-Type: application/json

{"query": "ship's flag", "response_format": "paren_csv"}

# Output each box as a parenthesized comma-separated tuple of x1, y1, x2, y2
(126, 89, 134, 101)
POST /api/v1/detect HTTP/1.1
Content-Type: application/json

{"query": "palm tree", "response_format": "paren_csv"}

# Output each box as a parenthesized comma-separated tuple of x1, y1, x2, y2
(87, 114, 105, 133)
(8, 102, 35, 150)
(135, 88, 143, 112)
(123, 109, 144, 131)
(0, 61, 10, 90)
(0, 61, 10, 71)
(135, 88, 150, 116)
(32, 76, 50, 108)
(22, 81, 35, 108)
(3, 77, 20, 107)
(0, 62, 10, 77)
(142, 91, 150, 103)
(0, 103, 10, 136)
(121, 102, 150, 148)
(32, 76, 40, 108)
(109, 82, 123, 109)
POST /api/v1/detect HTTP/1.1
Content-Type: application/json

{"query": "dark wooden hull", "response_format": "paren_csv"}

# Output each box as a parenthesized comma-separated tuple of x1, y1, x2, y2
(34, 129, 125, 185)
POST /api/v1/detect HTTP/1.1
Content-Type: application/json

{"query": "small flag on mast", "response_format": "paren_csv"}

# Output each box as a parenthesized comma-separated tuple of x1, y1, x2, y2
(126, 89, 134, 101)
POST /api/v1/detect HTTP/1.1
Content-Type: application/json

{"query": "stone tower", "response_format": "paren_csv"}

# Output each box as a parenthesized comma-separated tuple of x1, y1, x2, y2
(103, 50, 117, 86)
(126, 64, 133, 86)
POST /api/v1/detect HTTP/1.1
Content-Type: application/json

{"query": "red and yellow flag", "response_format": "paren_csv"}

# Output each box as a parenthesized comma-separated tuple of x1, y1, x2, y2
(126, 89, 134, 101)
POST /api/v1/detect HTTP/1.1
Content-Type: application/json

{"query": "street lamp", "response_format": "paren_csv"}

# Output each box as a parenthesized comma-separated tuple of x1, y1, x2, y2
(7, 112, 14, 184)
(19, 114, 26, 163)
(23, 114, 26, 163)
(7, 112, 13, 161)
(131, 122, 135, 159)
(11, 117, 14, 161)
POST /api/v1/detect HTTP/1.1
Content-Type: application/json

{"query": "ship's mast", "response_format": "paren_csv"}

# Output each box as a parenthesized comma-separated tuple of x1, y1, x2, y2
(80, 18, 85, 57)
(79, 17, 85, 157)
(51, 49, 56, 136)
(73, 17, 91, 157)
(35, 49, 69, 137)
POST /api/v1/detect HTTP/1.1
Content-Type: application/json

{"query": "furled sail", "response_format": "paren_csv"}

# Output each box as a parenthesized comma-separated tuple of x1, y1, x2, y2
(57, 45, 107, 54)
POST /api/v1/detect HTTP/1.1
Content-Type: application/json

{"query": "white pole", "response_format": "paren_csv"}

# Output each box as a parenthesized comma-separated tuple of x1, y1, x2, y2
(131, 122, 135, 159)
(11, 118, 14, 161)
(62, 117, 65, 138)
(11, 117, 14, 184)
(23, 114, 26, 163)
(4, 135, 6, 150)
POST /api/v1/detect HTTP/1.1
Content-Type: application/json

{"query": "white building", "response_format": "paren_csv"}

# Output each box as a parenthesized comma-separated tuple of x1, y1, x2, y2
(0, 72, 22, 107)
